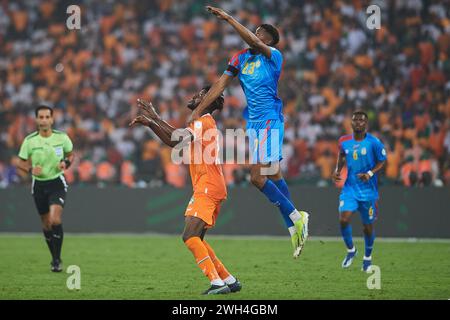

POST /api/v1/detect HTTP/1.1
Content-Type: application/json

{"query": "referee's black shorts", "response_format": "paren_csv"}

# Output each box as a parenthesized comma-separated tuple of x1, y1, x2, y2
(32, 175, 68, 215)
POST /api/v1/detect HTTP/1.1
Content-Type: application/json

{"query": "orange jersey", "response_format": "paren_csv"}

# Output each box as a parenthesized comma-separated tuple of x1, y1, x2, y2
(187, 114, 227, 200)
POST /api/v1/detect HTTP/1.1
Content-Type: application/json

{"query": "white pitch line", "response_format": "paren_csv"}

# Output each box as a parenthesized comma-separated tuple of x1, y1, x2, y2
(0, 232, 449, 243)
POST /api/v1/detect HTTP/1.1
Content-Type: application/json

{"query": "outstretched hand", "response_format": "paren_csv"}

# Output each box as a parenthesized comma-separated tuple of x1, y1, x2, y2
(137, 98, 158, 120)
(129, 115, 153, 127)
(206, 6, 230, 21)
(129, 98, 159, 127)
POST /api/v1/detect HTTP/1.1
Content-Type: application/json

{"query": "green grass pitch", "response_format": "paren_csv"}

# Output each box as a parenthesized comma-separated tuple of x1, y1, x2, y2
(0, 235, 449, 300)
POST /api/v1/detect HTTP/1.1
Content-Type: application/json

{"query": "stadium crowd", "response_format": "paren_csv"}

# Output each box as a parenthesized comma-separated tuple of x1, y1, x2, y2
(0, 0, 449, 188)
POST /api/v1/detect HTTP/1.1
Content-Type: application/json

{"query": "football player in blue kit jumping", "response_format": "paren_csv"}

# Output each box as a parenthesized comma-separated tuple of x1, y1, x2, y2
(189, 6, 309, 259)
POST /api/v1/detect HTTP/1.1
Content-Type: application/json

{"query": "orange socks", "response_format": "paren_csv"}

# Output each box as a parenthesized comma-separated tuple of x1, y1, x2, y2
(185, 237, 221, 283)
(202, 240, 231, 280)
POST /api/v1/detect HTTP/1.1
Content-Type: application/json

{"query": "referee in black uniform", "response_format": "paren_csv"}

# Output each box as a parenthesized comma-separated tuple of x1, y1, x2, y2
(15, 105, 74, 272)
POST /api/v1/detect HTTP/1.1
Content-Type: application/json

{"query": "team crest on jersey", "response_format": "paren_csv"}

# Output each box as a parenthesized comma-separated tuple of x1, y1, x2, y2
(345, 149, 349, 154)
(54, 146, 63, 157)
(353, 150, 358, 160)
(361, 147, 367, 155)
(194, 121, 202, 129)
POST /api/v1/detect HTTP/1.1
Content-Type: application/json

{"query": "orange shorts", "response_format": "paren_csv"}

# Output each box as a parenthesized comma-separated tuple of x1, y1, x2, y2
(184, 194, 222, 228)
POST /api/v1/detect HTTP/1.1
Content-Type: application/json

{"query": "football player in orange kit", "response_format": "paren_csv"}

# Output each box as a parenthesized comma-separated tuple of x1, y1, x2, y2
(129, 86, 241, 295)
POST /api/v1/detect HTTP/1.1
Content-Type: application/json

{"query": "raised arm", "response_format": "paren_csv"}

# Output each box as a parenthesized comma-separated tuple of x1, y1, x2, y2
(187, 73, 233, 124)
(206, 6, 272, 58)
(130, 99, 193, 148)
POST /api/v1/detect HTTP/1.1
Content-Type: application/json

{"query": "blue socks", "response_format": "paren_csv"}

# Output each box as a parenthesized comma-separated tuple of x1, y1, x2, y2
(273, 179, 295, 228)
(341, 223, 375, 257)
(340, 224, 354, 249)
(273, 179, 292, 202)
(261, 179, 295, 228)
(364, 231, 375, 257)
(341, 224, 375, 257)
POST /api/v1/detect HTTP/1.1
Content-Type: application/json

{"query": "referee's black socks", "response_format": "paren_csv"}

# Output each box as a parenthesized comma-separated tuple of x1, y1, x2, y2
(43, 229, 56, 260)
(52, 224, 64, 261)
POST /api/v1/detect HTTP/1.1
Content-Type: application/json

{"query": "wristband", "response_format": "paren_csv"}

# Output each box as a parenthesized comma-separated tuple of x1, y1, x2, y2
(367, 170, 374, 177)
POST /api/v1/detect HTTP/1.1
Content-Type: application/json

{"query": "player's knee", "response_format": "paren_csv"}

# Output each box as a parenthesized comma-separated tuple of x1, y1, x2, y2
(42, 221, 52, 230)
(48, 215, 61, 227)
(268, 170, 282, 181)
(52, 216, 62, 226)
(182, 226, 195, 243)
(363, 224, 373, 234)
(41, 214, 51, 230)
(250, 174, 265, 189)
(182, 233, 193, 243)
(49, 206, 63, 225)
(339, 216, 350, 225)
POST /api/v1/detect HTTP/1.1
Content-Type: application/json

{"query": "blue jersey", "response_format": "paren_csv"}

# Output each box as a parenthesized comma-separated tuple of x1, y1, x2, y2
(224, 47, 283, 122)
(339, 133, 387, 201)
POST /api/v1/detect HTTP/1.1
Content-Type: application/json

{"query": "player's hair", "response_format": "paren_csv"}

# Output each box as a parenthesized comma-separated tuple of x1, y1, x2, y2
(35, 105, 53, 117)
(352, 110, 368, 120)
(259, 24, 280, 46)
(202, 85, 224, 113)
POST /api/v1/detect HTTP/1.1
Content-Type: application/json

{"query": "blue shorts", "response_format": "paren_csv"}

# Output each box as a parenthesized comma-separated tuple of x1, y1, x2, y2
(247, 119, 284, 164)
(338, 195, 378, 225)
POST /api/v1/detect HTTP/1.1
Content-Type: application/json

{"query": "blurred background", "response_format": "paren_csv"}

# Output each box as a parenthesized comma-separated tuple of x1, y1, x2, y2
(0, 0, 449, 190)
(1, 3, 450, 302)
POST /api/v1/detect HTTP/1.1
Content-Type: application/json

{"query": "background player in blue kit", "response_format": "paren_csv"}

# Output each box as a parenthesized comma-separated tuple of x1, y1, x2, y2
(332, 111, 387, 272)
(189, 6, 309, 259)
